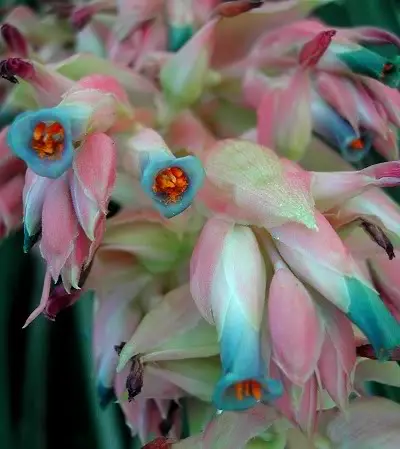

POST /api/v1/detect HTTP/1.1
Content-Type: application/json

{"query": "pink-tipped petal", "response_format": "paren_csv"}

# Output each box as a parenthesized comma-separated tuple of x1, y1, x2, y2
(190, 217, 234, 324)
(70, 173, 100, 242)
(327, 188, 400, 236)
(23, 169, 52, 237)
(202, 139, 316, 229)
(257, 69, 312, 160)
(114, 0, 164, 41)
(59, 88, 126, 136)
(61, 225, 92, 290)
(211, 6, 327, 69)
(122, 127, 173, 179)
(160, 18, 218, 107)
(269, 360, 295, 423)
(40, 177, 79, 281)
(242, 69, 272, 110)
(165, 111, 217, 158)
(358, 84, 388, 137)
(270, 211, 362, 313)
(363, 79, 400, 128)
(193, 0, 219, 23)
(22, 269, 52, 328)
(73, 132, 116, 214)
(311, 161, 400, 212)
(373, 127, 399, 161)
(25, 61, 75, 107)
(315, 72, 359, 132)
(294, 374, 318, 435)
(320, 300, 357, 373)
(268, 263, 324, 386)
(318, 320, 355, 410)
(342, 26, 400, 48)
(74, 74, 130, 106)
(299, 29, 336, 68)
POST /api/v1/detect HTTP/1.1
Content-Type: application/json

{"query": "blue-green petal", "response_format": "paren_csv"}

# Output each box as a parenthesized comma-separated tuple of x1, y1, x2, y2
(346, 276, 400, 360)
(140, 154, 205, 219)
(212, 306, 283, 411)
(7, 107, 75, 179)
(311, 96, 372, 163)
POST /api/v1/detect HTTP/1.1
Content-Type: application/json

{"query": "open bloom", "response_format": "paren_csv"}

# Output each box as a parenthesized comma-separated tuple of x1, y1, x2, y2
(6, 64, 132, 177)
(191, 217, 283, 411)
(121, 127, 205, 218)
(21, 129, 116, 327)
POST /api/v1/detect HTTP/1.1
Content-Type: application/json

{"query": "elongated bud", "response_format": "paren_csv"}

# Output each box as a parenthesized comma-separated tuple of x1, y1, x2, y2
(213, 0, 264, 18)
(299, 30, 337, 68)
(71, 6, 94, 30)
(1, 24, 29, 58)
(0, 58, 34, 84)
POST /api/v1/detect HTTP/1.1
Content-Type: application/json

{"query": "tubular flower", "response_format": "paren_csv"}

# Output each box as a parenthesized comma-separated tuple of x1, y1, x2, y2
(121, 127, 205, 218)
(240, 19, 400, 162)
(7, 69, 132, 177)
(22, 130, 116, 327)
(190, 217, 283, 411)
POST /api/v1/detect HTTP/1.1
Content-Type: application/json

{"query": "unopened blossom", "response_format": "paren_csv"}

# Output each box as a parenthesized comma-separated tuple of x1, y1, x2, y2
(239, 19, 400, 162)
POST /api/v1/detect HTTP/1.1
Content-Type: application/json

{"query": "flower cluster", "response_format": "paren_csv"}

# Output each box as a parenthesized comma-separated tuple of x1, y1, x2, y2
(1, 1, 400, 448)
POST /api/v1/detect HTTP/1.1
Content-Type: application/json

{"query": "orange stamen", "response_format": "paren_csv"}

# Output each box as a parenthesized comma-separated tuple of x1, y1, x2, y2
(349, 138, 364, 150)
(235, 383, 244, 401)
(152, 166, 189, 203)
(31, 121, 65, 159)
(234, 380, 262, 402)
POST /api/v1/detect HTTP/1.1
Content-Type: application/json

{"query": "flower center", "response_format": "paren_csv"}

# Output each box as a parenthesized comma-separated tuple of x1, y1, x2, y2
(234, 380, 262, 401)
(31, 121, 65, 159)
(152, 166, 189, 203)
(349, 137, 364, 150)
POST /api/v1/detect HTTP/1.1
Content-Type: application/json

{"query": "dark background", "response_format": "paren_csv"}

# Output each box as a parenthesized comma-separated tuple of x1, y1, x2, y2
(0, 1, 399, 448)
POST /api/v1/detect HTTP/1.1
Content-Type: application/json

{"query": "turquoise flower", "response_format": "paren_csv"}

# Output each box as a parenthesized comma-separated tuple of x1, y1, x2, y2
(7, 106, 79, 178)
(140, 154, 205, 219)
(311, 96, 372, 163)
(212, 309, 283, 411)
(335, 46, 399, 88)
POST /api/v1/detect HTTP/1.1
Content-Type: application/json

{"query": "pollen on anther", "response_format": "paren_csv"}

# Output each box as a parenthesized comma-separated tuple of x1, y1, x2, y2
(152, 166, 189, 203)
(349, 138, 364, 150)
(31, 121, 65, 159)
(234, 380, 262, 402)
